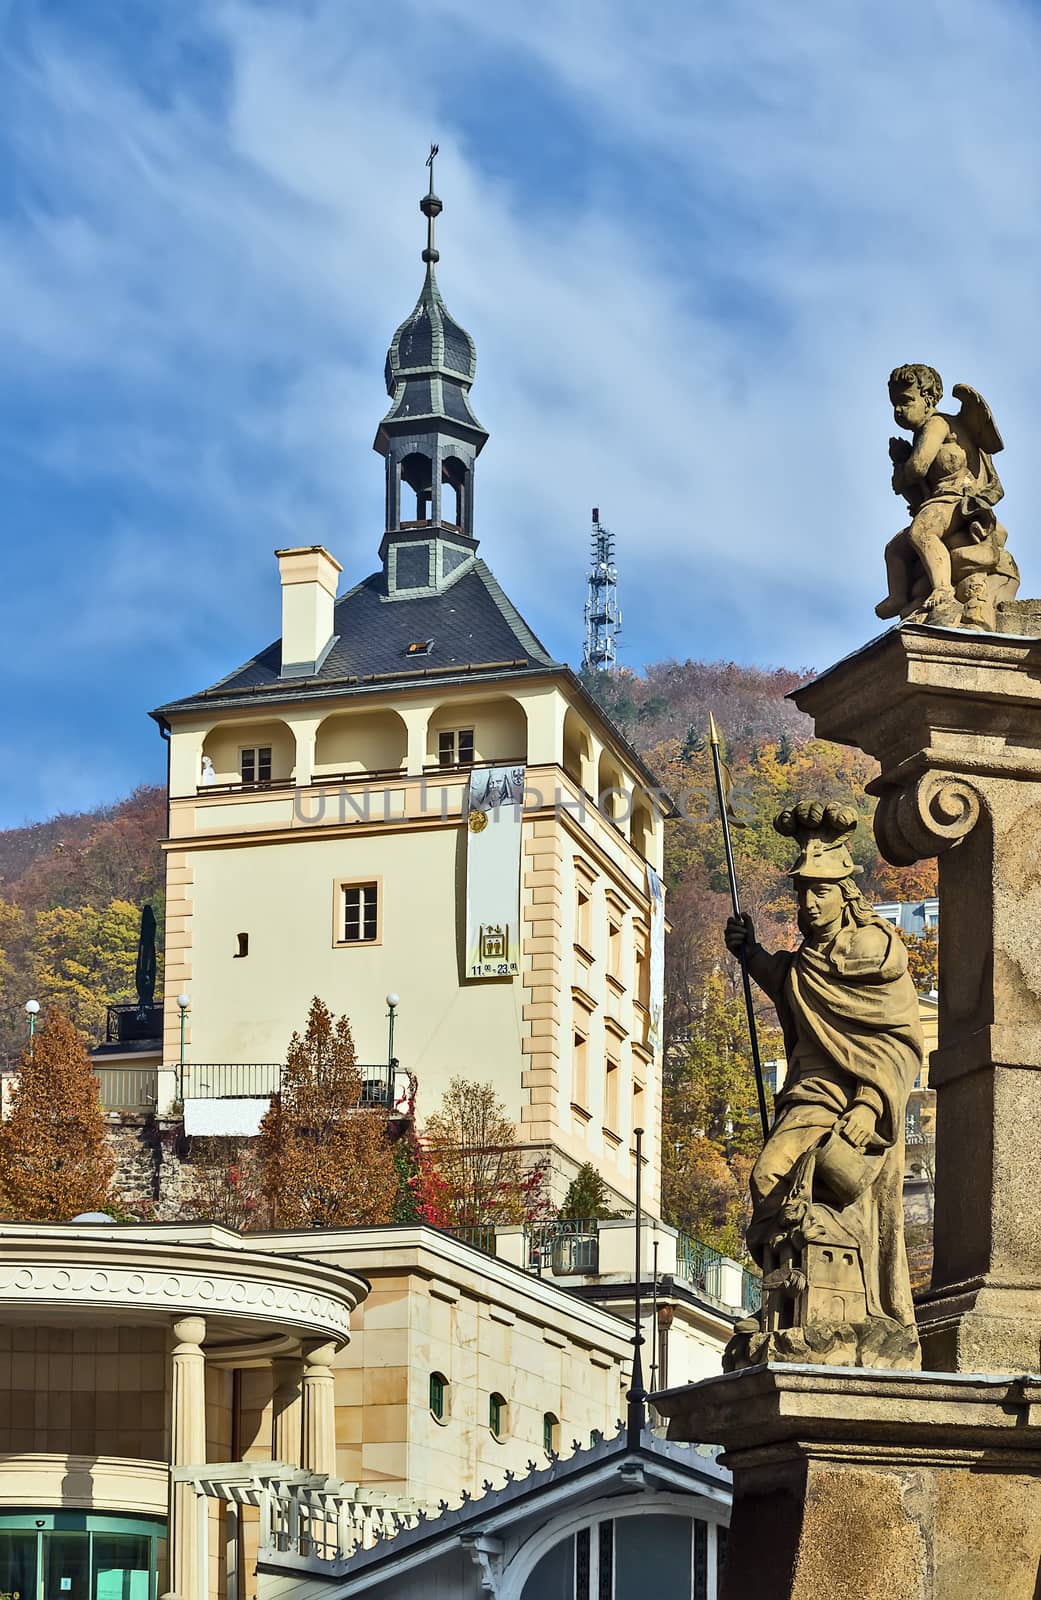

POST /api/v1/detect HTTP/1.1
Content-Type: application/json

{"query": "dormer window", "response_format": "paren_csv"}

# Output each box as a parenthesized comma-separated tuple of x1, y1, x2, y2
(438, 729, 474, 768)
(406, 639, 434, 658)
(240, 746, 272, 785)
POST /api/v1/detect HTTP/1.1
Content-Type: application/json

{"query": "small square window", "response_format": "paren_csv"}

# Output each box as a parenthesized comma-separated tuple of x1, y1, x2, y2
(342, 883, 379, 943)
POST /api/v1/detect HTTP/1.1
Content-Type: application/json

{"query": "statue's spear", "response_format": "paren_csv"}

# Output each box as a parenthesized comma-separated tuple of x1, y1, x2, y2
(707, 714, 771, 1142)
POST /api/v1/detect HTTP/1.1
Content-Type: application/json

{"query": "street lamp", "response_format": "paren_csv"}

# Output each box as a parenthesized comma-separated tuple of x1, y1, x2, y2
(25, 999, 40, 1058)
(385, 993, 399, 1068)
(177, 993, 190, 1098)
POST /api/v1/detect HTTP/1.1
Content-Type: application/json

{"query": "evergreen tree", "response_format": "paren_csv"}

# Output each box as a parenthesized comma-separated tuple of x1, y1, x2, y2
(558, 1162, 627, 1221)
(256, 997, 399, 1228)
(0, 1008, 115, 1220)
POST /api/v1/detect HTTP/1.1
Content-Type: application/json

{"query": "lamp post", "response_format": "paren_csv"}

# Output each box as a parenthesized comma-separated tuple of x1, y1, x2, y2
(25, 999, 40, 1059)
(177, 993, 190, 1099)
(385, 993, 399, 1102)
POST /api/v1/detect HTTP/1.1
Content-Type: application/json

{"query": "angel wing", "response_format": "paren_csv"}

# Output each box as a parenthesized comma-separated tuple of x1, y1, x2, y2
(953, 383, 1004, 454)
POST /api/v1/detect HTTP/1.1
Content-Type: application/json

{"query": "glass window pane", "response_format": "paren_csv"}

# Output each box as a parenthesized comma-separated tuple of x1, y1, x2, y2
(614, 1515, 691, 1598)
(438, 732, 455, 766)
(0, 1530, 38, 1600)
(45, 1531, 90, 1600)
(258, 748, 272, 782)
(92, 1535, 151, 1600)
(522, 1537, 573, 1600)
(458, 730, 474, 765)
(241, 749, 256, 783)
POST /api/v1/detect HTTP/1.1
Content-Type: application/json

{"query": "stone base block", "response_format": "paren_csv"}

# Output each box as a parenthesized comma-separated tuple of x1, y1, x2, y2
(655, 1364, 1041, 1600)
(916, 1279, 1041, 1374)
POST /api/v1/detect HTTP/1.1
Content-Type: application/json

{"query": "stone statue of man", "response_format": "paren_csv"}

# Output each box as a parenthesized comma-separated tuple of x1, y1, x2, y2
(724, 801, 925, 1368)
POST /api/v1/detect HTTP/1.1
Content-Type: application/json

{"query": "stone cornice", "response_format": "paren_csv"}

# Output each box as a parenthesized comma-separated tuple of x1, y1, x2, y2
(0, 1226, 366, 1344)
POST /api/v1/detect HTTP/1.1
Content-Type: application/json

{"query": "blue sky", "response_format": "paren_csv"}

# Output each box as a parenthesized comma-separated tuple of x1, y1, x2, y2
(1, 0, 1040, 826)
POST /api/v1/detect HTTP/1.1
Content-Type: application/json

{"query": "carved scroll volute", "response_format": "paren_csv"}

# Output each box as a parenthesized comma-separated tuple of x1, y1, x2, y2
(873, 772, 983, 866)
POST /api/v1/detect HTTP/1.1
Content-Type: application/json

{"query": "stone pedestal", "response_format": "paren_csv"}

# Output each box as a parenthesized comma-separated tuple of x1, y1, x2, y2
(656, 1365, 1041, 1600)
(791, 624, 1041, 1373)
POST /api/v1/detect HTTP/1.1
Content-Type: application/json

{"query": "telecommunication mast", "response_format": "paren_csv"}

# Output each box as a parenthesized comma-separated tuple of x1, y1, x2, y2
(582, 506, 622, 671)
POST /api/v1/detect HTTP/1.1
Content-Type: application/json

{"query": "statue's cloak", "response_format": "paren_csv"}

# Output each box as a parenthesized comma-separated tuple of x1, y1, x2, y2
(753, 921, 924, 1325)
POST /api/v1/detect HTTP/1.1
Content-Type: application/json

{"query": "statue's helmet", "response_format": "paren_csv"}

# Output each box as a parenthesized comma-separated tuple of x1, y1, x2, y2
(774, 801, 863, 882)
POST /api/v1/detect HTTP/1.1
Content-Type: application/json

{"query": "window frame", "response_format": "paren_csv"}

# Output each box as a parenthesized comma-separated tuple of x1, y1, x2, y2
(437, 727, 476, 768)
(543, 1410, 559, 1455)
(333, 877, 383, 948)
(239, 745, 273, 785)
(488, 1391, 507, 1440)
(429, 1371, 449, 1424)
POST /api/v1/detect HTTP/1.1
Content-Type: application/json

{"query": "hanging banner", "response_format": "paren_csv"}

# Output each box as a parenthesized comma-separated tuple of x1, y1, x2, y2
(465, 764, 525, 979)
(647, 864, 666, 1051)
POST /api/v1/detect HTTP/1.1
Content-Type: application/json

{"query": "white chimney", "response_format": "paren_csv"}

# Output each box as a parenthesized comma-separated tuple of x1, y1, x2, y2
(276, 546, 342, 678)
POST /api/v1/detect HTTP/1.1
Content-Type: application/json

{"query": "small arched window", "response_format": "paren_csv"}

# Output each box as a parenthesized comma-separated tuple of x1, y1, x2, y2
(429, 1371, 448, 1422)
(489, 1392, 507, 1440)
(235, 932, 249, 959)
(543, 1411, 559, 1455)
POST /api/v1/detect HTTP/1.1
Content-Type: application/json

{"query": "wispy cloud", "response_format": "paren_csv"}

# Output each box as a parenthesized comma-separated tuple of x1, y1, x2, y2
(0, 0, 1039, 823)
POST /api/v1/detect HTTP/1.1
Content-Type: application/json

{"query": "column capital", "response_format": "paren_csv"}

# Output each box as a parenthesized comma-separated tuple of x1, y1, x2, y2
(302, 1339, 339, 1371)
(172, 1315, 206, 1350)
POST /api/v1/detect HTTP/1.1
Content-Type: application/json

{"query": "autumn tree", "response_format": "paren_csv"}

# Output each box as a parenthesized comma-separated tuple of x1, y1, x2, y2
(423, 1077, 550, 1226)
(0, 1008, 115, 1220)
(662, 969, 783, 1259)
(33, 899, 144, 1040)
(189, 1137, 263, 1230)
(256, 997, 399, 1228)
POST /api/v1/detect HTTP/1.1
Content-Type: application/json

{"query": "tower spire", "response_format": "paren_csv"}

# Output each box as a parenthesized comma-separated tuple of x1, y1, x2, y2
(422, 143, 441, 266)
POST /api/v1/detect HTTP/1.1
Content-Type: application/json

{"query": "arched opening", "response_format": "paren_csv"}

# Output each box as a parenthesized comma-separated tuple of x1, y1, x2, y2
(563, 708, 593, 791)
(201, 719, 295, 788)
(489, 1392, 507, 1440)
(426, 697, 528, 768)
(631, 798, 655, 861)
(314, 708, 408, 779)
(441, 456, 467, 530)
(401, 450, 433, 523)
(597, 752, 629, 832)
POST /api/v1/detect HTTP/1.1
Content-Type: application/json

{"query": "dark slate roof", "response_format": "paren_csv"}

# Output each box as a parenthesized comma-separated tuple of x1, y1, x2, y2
(153, 560, 559, 718)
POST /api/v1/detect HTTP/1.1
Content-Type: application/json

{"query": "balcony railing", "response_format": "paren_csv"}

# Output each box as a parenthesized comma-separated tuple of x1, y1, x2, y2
(441, 1224, 498, 1258)
(180, 1061, 404, 1106)
(525, 1218, 600, 1276)
(196, 778, 295, 795)
(93, 1065, 158, 1113)
(105, 1002, 164, 1044)
(676, 1233, 762, 1314)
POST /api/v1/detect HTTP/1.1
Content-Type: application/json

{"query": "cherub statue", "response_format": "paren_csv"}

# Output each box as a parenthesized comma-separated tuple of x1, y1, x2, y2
(875, 363, 1019, 631)
(723, 802, 924, 1369)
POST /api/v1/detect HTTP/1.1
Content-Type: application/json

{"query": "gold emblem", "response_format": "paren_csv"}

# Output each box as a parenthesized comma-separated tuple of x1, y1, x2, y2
(468, 808, 488, 833)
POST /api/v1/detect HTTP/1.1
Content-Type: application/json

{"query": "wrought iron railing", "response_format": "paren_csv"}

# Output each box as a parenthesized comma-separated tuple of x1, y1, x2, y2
(180, 1061, 402, 1105)
(93, 1065, 158, 1112)
(525, 1218, 600, 1276)
(441, 1224, 498, 1258)
(105, 1002, 164, 1044)
(676, 1233, 762, 1314)
(196, 778, 295, 795)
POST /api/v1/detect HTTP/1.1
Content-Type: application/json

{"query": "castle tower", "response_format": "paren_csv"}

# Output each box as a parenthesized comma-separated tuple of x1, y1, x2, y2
(151, 157, 667, 1212)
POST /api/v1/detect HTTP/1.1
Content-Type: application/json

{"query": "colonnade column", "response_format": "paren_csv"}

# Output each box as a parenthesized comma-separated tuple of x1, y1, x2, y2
(300, 1341, 338, 1476)
(270, 1351, 303, 1466)
(169, 1315, 207, 1600)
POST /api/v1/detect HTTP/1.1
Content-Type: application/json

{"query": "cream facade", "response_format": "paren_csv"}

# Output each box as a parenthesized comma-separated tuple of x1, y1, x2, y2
(158, 672, 666, 1210)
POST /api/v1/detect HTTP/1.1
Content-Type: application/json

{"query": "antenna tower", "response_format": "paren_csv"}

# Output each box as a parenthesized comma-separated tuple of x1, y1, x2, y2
(582, 506, 621, 672)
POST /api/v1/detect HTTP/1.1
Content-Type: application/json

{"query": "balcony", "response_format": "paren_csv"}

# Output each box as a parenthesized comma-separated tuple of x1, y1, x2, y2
(180, 1061, 404, 1106)
(103, 1002, 164, 1045)
(676, 1233, 762, 1314)
(93, 1064, 158, 1114)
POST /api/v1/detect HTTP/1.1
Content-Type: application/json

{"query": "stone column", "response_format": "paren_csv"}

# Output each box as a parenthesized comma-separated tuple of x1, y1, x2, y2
(270, 1352, 303, 1466)
(300, 1341, 338, 1476)
(792, 624, 1041, 1372)
(169, 1315, 207, 1600)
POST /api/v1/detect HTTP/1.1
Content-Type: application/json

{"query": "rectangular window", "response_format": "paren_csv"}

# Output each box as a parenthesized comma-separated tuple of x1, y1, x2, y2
(605, 1059, 620, 1132)
(576, 886, 592, 953)
(342, 883, 379, 943)
(437, 728, 475, 767)
(240, 746, 272, 785)
(573, 1028, 589, 1112)
(608, 920, 622, 980)
(635, 936, 650, 1008)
